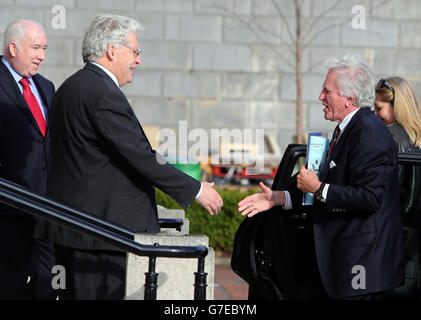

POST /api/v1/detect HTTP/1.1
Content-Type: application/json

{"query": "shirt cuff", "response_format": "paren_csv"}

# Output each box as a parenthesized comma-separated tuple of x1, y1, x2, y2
(283, 191, 292, 210)
(195, 182, 203, 199)
(321, 183, 329, 203)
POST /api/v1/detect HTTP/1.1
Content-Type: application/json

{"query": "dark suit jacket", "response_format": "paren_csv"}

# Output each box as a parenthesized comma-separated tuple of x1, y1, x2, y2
(291, 107, 405, 298)
(0, 56, 54, 218)
(36, 63, 201, 250)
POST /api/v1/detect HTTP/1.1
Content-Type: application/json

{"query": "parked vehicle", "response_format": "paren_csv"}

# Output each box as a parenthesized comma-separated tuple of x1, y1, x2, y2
(203, 134, 282, 186)
(232, 144, 421, 299)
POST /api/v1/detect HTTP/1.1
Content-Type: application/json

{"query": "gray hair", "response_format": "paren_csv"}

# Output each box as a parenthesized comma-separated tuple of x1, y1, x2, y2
(324, 54, 375, 107)
(3, 19, 45, 54)
(82, 14, 144, 63)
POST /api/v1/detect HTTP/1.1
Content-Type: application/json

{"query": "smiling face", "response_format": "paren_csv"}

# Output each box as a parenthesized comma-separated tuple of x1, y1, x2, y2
(9, 22, 47, 78)
(319, 71, 355, 123)
(113, 32, 141, 87)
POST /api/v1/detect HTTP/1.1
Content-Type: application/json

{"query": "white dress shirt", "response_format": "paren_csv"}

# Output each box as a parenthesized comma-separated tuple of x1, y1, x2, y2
(283, 108, 360, 209)
(2, 56, 48, 120)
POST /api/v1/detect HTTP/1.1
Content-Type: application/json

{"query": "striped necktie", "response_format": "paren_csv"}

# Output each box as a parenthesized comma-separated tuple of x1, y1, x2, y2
(328, 125, 341, 157)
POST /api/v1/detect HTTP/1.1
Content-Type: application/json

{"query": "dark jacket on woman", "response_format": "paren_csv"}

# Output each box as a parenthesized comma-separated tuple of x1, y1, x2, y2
(388, 123, 421, 226)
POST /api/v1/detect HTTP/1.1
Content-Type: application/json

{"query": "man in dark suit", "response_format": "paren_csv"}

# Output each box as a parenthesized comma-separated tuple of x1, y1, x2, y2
(35, 14, 223, 300)
(239, 54, 404, 299)
(0, 19, 56, 299)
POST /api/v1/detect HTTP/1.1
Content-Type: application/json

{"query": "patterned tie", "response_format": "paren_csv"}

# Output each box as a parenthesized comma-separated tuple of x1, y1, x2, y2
(328, 125, 341, 157)
(19, 78, 46, 136)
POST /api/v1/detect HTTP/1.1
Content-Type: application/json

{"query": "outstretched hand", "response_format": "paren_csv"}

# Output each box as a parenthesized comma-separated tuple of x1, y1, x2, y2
(238, 182, 285, 218)
(195, 182, 223, 215)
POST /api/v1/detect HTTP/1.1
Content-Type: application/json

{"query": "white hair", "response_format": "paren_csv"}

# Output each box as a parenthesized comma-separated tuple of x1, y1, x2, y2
(324, 54, 375, 107)
(82, 14, 144, 63)
(3, 19, 45, 54)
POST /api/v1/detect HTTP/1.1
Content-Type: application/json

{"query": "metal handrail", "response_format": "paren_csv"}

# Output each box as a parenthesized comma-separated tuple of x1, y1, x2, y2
(0, 177, 208, 300)
(158, 218, 184, 231)
(0, 178, 135, 240)
(0, 178, 185, 236)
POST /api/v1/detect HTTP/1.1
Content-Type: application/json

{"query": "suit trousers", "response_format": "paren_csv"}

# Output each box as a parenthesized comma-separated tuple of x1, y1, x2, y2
(53, 244, 126, 300)
(0, 217, 55, 300)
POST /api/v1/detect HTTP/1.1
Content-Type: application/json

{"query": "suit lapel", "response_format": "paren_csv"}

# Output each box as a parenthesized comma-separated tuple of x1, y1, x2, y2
(0, 57, 45, 136)
(320, 107, 370, 181)
(329, 107, 369, 162)
(33, 74, 51, 113)
(84, 63, 153, 150)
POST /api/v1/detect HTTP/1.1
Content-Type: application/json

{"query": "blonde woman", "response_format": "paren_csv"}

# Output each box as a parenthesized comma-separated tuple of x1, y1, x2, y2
(375, 77, 421, 152)
(375, 76, 421, 226)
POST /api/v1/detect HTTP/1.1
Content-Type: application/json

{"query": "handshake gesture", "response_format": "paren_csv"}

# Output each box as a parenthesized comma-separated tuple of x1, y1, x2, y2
(195, 182, 223, 215)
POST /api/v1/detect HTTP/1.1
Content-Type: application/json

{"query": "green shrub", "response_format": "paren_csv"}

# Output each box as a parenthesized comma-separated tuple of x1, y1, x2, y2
(156, 188, 258, 253)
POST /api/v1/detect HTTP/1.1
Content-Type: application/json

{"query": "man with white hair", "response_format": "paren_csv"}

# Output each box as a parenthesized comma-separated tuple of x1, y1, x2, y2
(0, 19, 55, 299)
(35, 14, 223, 300)
(239, 54, 404, 299)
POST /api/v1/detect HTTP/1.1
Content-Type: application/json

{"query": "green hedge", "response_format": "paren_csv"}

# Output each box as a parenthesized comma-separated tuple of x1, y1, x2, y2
(156, 188, 258, 253)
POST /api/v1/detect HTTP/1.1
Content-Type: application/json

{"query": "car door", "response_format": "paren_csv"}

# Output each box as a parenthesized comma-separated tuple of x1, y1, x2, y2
(232, 145, 421, 300)
(231, 143, 325, 300)
(386, 152, 421, 298)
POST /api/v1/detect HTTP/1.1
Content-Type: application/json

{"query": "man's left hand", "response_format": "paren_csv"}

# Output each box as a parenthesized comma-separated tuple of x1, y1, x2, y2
(297, 165, 321, 193)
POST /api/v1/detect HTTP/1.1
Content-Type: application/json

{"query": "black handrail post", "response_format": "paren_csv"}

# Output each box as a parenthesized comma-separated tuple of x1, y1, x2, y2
(144, 256, 159, 300)
(194, 257, 207, 300)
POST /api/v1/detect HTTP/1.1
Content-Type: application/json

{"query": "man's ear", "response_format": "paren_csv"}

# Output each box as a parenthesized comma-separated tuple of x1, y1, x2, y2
(346, 95, 356, 108)
(8, 42, 18, 58)
(106, 44, 116, 61)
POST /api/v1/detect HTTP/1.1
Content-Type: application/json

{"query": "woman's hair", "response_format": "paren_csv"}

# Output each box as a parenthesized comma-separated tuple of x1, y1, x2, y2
(324, 54, 375, 107)
(82, 14, 144, 63)
(376, 76, 421, 148)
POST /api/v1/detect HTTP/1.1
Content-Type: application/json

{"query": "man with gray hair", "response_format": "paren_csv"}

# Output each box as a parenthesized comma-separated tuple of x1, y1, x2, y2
(35, 14, 223, 300)
(0, 19, 56, 299)
(239, 54, 404, 299)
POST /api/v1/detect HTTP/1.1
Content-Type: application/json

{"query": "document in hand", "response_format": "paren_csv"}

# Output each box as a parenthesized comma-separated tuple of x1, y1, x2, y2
(302, 133, 329, 205)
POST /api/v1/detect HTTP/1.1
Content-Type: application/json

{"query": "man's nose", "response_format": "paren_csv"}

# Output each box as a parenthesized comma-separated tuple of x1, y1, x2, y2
(38, 49, 46, 61)
(319, 91, 324, 101)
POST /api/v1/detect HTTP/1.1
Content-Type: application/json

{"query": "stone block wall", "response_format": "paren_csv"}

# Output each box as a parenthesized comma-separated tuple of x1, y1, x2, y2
(1, 0, 420, 155)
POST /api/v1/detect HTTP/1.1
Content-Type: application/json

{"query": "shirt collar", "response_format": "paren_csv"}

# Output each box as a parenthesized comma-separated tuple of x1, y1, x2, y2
(89, 61, 119, 87)
(338, 108, 360, 133)
(1, 56, 35, 86)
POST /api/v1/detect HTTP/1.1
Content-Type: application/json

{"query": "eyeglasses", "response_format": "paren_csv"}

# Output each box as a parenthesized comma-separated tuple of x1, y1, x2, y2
(119, 43, 141, 58)
(377, 78, 394, 93)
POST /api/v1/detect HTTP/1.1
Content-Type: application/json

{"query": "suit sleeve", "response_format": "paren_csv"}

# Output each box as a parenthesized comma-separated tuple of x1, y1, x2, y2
(326, 125, 395, 215)
(92, 89, 200, 209)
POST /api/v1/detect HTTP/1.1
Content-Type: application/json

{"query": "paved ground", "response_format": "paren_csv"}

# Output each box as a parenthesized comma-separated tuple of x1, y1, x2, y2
(214, 258, 248, 300)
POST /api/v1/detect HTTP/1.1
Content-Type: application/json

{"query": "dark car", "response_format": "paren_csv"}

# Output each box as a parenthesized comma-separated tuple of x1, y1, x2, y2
(231, 143, 421, 300)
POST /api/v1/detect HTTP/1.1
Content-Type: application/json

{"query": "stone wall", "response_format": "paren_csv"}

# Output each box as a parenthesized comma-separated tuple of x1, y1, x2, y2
(1, 0, 420, 155)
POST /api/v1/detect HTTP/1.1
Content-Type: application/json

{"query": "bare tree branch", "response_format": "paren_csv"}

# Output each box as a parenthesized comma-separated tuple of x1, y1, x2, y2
(196, 0, 295, 71)
(237, 17, 295, 71)
(302, 0, 342, 37)
(302, 0, 395, 73)
(243, 16, 296, 56)
(302, 19, 350, 50)
(271, 0, 296, 45)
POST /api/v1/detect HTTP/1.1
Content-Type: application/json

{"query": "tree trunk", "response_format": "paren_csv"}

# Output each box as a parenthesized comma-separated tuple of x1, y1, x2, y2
(295, 0, 303, 144)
